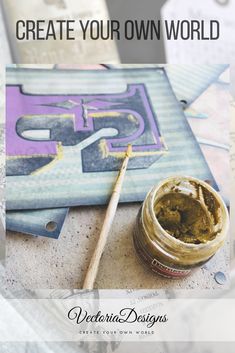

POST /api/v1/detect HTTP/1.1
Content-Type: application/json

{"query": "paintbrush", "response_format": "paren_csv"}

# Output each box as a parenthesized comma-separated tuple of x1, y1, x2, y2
(83, 144, 132, 290)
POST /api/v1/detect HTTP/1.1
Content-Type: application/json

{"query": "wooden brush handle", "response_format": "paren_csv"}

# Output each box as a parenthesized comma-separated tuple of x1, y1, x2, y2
(82, 146, 131, 290)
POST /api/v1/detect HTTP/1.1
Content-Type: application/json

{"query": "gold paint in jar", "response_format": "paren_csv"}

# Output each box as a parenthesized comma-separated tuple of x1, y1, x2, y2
(133, 176, 229, 278)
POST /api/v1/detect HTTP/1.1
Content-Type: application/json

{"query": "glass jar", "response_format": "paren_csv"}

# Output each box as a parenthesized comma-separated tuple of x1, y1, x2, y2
(133, 176, 229, 278)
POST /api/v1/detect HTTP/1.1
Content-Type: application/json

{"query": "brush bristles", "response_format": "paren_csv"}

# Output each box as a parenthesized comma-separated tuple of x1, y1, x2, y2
(126, 144, 132, 157)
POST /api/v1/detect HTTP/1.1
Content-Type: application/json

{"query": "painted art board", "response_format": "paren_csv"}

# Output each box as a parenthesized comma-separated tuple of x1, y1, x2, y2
(6, 67, 217, 216)
(6, 65, 226, 238)
(6, 208, 68, 239)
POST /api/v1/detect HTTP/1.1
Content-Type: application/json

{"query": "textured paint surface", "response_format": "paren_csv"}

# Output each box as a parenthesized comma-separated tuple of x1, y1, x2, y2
(6, 84, 166, 175)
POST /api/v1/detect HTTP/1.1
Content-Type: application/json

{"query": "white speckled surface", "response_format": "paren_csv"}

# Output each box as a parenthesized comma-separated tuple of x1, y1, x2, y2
(6, 203, 229, 290)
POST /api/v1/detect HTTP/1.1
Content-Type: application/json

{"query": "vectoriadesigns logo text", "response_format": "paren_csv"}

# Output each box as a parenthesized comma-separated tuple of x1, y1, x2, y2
(67, 306, 168, 329)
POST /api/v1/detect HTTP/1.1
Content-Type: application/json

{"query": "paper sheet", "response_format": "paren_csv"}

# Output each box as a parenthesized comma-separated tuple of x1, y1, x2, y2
(230, 100, 235, 262)
(0, 7, 12, 66)
(0, 67, 5, 258)
(2, 0, 119, 63)
(161, 0, 235, 64)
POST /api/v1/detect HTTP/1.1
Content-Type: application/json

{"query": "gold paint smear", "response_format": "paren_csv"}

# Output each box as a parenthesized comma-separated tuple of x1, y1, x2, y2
(31, 142, 63, 175)
(21, 114, 74, 119)
(98, 139, 168, 159)
(7, 153, 56, 160)
(99, 139, 109, 159)
(127, 114, 139, 125)
(88, 112, 121, 118)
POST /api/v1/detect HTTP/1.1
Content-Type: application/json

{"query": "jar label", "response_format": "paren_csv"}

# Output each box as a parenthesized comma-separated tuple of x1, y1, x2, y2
(133, 228, 191, 279)
(151, 258, 191, 278)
